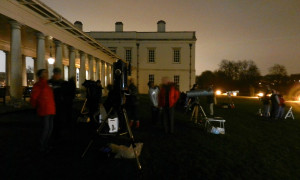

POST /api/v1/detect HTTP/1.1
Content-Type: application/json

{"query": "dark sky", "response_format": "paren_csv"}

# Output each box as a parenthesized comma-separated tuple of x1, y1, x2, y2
(39, 0, 300, 75)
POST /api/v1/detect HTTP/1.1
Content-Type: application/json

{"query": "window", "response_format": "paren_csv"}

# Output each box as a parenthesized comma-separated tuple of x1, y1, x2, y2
(174, 75, 180, 89)
(148, 49, 155, 63)
(108, 47, 117, 54)
(125, 49, 132, 63)
(149, 74, 154, 83)
(173, 49, 181, 63)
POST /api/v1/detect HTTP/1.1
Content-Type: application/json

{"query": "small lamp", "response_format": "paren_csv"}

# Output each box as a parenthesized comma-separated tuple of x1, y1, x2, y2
(48, 46, 55, 65)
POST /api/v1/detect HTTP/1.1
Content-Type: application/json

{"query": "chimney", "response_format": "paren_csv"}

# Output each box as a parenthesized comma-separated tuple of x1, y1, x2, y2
(115, 22, 123, 32)
(157, 20, 166, 32)
(74, 21, 83, 31)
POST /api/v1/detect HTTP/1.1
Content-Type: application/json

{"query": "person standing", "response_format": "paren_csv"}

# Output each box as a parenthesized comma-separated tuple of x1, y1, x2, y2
(276, 94, 285, 119)
(64, 76, 76, 125)
(270, 89, 280, 120)
(262, 94, 270, 117)
(148, 81, 159, 125)
(30, 69, 55, 153)
(158, 77, 180, 134)
(48, 67, 65, 140)
(126, 79, 139, 128)
(207, 84, 216, 117)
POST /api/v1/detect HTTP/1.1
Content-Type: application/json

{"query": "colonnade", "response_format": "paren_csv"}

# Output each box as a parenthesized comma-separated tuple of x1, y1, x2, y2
(3, 20, 113, 100)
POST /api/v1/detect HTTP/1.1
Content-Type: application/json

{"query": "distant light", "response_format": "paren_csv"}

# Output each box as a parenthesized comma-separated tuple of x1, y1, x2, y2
(233, 92, 237, 96)
(258, 93, 264, 97)
(216, 90, 221, 95)
(259, 82, 261, 85)
(48, 57, 55, 64)
(298, 96, 300, 101)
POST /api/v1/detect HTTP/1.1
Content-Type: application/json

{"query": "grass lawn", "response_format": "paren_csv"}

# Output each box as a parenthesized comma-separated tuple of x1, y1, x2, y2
(1, 95, 300, 179)
(133, 95, 300, 179)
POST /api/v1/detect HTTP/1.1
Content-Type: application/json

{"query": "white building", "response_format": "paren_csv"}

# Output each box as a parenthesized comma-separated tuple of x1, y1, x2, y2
(86, 21, 196, 93)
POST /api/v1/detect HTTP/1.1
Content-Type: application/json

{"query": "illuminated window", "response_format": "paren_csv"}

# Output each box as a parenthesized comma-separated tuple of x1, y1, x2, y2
(148, 49, 155, 63)
(173, 48, 181, 63)
(125, 48, 132, 63)
(64, 66, 68, 81)
(149, 74, 154, 83)
(174, 75, 180, 89)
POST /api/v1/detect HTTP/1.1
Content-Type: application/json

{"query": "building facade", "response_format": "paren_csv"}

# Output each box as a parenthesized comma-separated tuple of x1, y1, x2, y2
(0, 0, 120, 100)
(86, 21, 196, 93)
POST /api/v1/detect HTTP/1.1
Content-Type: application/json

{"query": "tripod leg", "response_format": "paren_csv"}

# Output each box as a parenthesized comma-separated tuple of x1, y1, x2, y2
(194, 106, 198, 123)
(81, 107, 114, 158)
(191, 106, 196, 121)
(122, 108, 142, 170)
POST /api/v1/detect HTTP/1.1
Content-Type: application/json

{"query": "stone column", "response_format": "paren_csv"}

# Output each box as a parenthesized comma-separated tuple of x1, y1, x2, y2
(101, 61, 106, 87)
(22, 55, 27, 86)
(9, 21, 22, 99)
(68, 46, 76, 80)
(54, 40, 63, 70)
(36, 32, 46, 70)
(33, 58, 37, 82)
(88, 55, 94, 80)
(106, 63, 110, 85)
(95, 58, 100, 81)
(106, 64, 109, 84)
(79, 51, 86, 89)
(5, 51, 11, 86)
(109, 64, 113, 85)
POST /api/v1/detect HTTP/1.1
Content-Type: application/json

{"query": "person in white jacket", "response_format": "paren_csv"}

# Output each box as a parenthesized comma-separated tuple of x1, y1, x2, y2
(148, 81, 160, 125)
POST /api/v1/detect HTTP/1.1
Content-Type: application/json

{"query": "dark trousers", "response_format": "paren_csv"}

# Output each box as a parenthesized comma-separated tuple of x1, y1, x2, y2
(162, 106, 174, 133)
(53, 109, 64, 140)
(128, 104, 139, 122)
(40, 115, 54, 151)
(270, 104, 279, 119)
(151, 106, 159, 124)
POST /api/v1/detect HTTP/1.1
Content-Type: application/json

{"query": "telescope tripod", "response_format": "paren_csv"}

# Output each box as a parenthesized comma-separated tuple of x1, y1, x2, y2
(190, 103, 207, 124)
(81, 105, 142, 170)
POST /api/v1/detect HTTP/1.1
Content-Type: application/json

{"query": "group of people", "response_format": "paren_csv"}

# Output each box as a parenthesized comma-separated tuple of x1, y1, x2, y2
(148, 77, 180, 134)
(30, 68, 76, 154)
(261, 89, 286, 120)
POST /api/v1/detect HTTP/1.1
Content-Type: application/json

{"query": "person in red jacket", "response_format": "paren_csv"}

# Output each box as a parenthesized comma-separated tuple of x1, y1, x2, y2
(30, 69, 56, 153)
(158, 77, 180, 134)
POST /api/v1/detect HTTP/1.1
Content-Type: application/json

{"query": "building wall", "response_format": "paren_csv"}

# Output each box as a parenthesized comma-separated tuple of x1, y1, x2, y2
(88, 32, 196, 94)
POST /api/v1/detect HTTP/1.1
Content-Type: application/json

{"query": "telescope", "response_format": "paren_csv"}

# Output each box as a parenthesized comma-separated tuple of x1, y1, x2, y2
(186, 90, 214, 98)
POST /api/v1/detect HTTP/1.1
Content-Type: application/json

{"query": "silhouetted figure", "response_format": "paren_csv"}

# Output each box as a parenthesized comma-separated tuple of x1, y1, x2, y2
(207, 84, 216, 116)
(270, 89, 280, 120)
(48, 67, 66, 141)
(64, 76, 76, 125)
(126, 79, 139, 128)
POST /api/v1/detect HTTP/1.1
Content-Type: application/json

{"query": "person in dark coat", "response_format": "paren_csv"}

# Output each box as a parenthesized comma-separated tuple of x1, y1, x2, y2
(207, 84, 216, 116)
(48, 67, 66, 140)
(270, 89, 280, 120)
(126, 79, 139, 128)
(64, 76, 76, 125)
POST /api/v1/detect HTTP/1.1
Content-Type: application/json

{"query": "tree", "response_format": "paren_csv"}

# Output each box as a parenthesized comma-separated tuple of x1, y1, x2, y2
(268, 64, 287, 76)
(196, 70, 215, 88)
(218, 59, 260, 82)
(264, 64, 289, 92)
